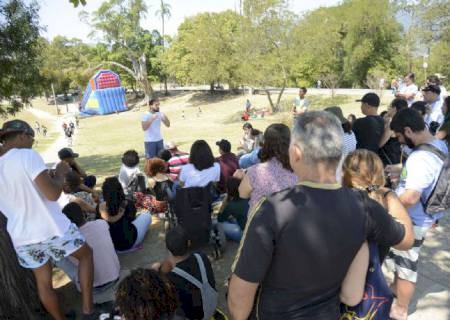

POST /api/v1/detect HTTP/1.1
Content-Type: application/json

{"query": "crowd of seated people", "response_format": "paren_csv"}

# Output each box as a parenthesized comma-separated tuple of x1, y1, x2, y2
(2, 82, 449, 320)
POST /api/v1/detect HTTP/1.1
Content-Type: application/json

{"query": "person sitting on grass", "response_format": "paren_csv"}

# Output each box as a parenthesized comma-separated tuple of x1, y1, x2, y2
(179, 140, 220, 189)
(165, 141, 190, 181)
(239, 130, 264, 169)
(115, 268, 180, 320)
(152, 225, 218, 320)
(57, 203, 120, 299)
(57, 171, 97, 220)
(217, 177, 249, 242)
(237, 122, 254, 156)
(215, 139, 239, 194)
(118, 149, 142, 198)
(57, 147, 97, 192)
(234, 123, 298, 210)
(98, 177, 152, 252)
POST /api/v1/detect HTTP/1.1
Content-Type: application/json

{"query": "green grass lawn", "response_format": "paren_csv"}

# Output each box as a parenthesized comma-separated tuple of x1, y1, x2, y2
(71, 91, 393, 182)
(0, 107, 59, 153)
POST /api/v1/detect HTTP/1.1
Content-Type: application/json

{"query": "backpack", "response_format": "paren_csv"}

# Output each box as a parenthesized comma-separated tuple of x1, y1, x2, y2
(127, 173, 146, 196)
(339, 242, 393, 320)
(172, 253, 218, 320)
(415, 143, 450, 215)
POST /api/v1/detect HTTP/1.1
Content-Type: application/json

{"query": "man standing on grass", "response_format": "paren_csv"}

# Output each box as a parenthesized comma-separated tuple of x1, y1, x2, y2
(142, 98, 170, 159)
(353, 92, 384, 153)
(0, 120, 97, 320)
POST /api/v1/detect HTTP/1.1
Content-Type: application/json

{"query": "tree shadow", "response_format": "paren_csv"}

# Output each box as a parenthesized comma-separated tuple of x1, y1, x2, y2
(186, 91, 241, 107)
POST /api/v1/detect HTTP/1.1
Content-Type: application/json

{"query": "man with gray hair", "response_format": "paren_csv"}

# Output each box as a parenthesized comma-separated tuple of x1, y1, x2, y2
(228, 111, 413, 320)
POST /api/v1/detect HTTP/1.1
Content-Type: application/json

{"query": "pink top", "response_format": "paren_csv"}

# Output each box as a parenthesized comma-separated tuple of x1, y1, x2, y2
(247, 157, 298, 209)
(69, 220, 120, 287)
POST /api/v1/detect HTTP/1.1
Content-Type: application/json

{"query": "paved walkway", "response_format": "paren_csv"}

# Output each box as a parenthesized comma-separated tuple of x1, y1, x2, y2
(405, 213, 450, 319)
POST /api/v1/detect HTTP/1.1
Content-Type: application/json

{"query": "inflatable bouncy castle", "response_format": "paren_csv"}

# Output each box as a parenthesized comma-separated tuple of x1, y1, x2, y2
(79, 70, 127, 115)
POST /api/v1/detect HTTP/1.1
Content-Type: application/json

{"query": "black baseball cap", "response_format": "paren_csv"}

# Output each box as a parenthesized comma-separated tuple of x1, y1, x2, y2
(58, 147, 79, 159)
(356, 92, 380, 107)
(0, 120, 34, 142)
(216, 139, 231, 153)
(422, 84, 441, 95)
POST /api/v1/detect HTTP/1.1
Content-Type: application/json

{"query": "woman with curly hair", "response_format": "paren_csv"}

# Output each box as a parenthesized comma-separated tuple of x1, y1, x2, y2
(98, 177, 152, 251)
(116, 268, 180, 320)
(234, 123, 298, 210)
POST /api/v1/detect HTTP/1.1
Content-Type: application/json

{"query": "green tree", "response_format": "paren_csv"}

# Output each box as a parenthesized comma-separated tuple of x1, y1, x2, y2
(164, 11, 243, 91)
(82, 0, 155, 101)
(239, 0, 297, 112)
(155, 0, 171, 95)
(0, 0, 42, 116)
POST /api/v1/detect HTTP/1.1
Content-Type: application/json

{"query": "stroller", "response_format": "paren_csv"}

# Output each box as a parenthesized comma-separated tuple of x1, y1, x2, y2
(168, 183, 225, 259)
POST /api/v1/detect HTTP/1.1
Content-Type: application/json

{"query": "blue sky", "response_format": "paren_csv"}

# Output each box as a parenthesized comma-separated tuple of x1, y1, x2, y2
(38, 0, 341, 42)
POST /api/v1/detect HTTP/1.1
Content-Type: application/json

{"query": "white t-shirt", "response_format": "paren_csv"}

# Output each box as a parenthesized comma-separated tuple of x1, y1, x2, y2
(0, 149, 71, 247)
(142, 111, 163, 142)
(400, 84, 418, 107)
(396, 139, 447, 226)
(424, 98, 444, 125)
(118, 164, 141, 195)
(68, 220, 120, 287)
(179, 163, 220, 188)
(57, 192, 76, 209)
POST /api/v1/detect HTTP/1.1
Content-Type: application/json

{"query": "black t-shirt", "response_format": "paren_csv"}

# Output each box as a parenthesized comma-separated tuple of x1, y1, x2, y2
(168, 253, 216, 320)
(233, 184, 405, 320)
(379, 136, 401, 166)
(107, 200, 138, 251)
(353, 115, 384, 152)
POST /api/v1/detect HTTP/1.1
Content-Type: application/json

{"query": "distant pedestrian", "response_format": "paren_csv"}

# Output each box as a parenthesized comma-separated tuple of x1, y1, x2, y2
(34, 121, 40, 134)
(42, 125, 48, 137)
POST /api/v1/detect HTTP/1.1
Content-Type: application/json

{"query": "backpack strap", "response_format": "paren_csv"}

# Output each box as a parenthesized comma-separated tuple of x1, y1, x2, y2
(193, 253, 208, 286)
(172, 267, 203, 289)
(415, 143, 447, 161)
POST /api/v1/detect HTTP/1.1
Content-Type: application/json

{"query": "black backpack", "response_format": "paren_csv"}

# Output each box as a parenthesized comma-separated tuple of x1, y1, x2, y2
(415, 143, 450, 215)
(127, 173, 146, 196)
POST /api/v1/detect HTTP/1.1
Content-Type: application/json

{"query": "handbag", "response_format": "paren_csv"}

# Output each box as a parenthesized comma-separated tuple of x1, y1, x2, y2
(339, 240, 393, 320)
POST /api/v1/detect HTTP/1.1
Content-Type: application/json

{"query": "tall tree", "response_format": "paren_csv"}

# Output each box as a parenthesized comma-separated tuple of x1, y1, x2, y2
(81, 0, 155, 101)
(0, 0, 42, 116)
(155, 0, 171, 95)
(239, 0, 296, 112)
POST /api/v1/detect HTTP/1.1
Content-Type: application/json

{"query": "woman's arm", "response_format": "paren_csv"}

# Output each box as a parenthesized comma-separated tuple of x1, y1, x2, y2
(238, 174, 253, 199)
(340, 241, 369, 306)
(436, 130, 447, 140)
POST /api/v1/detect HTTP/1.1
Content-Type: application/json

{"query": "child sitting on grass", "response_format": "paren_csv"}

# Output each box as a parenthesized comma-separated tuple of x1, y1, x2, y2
(217, 177, 249, 242)
(152, 225, 218, 320)
(57, 203, 120, 297)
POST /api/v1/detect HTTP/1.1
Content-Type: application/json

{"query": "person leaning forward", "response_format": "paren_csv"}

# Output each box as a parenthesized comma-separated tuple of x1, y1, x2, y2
(228, 111, 414, 320)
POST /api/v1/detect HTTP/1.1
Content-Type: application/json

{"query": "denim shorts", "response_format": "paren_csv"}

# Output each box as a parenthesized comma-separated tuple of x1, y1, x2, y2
(144, 140, 164, 159)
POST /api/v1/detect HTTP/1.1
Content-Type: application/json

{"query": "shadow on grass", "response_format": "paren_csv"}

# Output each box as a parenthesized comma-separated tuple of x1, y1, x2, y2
(76, 153, 123, 183)
(186, 91, 241, 107)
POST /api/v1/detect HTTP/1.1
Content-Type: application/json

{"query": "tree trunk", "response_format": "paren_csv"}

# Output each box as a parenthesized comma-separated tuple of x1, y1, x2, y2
(275, 86, 285, 112)
(164, 77, 169, 96)
(0, 213, 46, 319)
(210, 82, 215, 93)
(264, 89, 275, 113)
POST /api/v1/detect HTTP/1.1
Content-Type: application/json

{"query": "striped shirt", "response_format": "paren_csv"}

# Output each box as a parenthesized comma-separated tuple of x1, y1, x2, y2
(168, 153, 189, 181)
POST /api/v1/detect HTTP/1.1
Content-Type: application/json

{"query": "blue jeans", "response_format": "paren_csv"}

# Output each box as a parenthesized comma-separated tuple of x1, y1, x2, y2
(220, 221, 242, 242)
(144, 140, 164, 159)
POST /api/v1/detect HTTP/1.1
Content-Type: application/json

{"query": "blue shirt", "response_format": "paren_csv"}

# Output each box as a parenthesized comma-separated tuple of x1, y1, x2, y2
(239, 147, 260, 169)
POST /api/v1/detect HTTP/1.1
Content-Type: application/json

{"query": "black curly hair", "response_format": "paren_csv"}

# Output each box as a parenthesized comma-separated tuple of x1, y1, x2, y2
(102, 176, 126, 216)
(116, 268, 179, 320)
(258, 123, 292, 171)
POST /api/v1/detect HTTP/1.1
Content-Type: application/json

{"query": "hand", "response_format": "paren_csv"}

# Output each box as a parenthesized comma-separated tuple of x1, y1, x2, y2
(55, 161, 71, 178)
(92, 190, 100, 203)
(233, 169, 246, 180)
